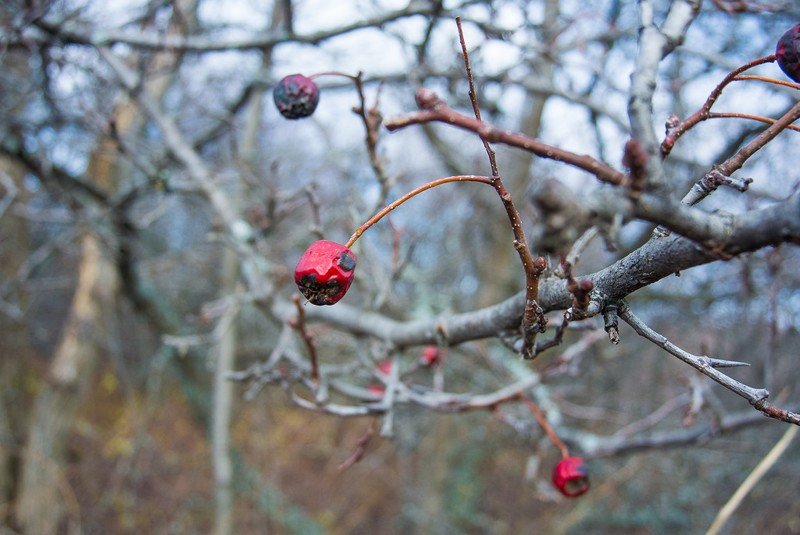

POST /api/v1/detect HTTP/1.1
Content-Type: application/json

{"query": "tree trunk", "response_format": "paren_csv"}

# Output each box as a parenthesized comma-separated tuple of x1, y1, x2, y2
(0, 157, 36, 530)
(15, 233, 118, 533)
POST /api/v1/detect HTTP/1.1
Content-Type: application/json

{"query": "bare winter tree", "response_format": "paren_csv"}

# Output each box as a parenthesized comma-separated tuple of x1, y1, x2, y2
(1, 0, 799, 532)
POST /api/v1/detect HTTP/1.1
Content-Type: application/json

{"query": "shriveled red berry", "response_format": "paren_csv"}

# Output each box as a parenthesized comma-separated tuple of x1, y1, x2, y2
(776, 25, 800, 83)
(420, 346, 441, 367)
(552, 457, 590, 497)
(273, 74, 320, 119)
(294, 240, 356, 305)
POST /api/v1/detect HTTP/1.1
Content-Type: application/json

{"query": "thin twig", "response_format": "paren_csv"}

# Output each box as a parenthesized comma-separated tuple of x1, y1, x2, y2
(385, 99, 627, 186)
(456, 17, 498, 177)
(619, 302, 800, 425)
(732, 74, 800, 90)
(345, 175, 492, 248)
(707, 112, 800, 133)
(675, 101, 800, 211)
(455, 16, 547, 358)
(290, 295, 319, 383)
(352, 72, 391, 206)
(338, 418, 377, 471)
(523, 396, 570, 459)
(661, 54, 776, 157)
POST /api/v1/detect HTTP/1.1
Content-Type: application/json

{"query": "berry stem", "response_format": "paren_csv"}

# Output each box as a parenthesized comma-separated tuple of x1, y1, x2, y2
(523, 397, 570, 459)
(707, 112, 800, 133)
(344, 175, 492, 248)
(733, 74, 800, 91)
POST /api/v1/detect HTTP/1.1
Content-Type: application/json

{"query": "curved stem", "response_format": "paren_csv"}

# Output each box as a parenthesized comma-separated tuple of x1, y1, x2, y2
(344, 175, 492, 248)
(733, 74, 800, 91)
(707, 112, 800, 133)
(523, 397, 570, 459)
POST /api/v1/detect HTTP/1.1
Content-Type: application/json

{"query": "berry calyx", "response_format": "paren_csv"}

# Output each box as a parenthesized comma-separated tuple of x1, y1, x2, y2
(552, 457, 590, 498)
(273, 74, 320, 119)
(294, 240, 357, 305)
(776, 25, 800, 83)
(420, 346, 441, 367)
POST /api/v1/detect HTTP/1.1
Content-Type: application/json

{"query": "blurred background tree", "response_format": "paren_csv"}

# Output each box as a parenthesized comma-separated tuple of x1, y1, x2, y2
(1, 0, 799, 533)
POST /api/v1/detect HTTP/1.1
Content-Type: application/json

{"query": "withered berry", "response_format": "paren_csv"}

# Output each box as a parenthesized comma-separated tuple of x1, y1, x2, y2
(776, 25, 800, 83)
(552, 457, 590, 497)
(294, 240, 356, 305)
(273, 74, 320, 119)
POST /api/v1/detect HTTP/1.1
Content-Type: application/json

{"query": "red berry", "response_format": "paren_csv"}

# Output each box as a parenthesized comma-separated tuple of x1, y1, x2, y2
(776, 25, 800, 83)
(273, 74, 320, 119)
(368, 384, 385, 397)
(294, 240, 357, 305)
(552, 457, 590, 497)
(376, 359, 393, 375)
(420, 346, 441, 367)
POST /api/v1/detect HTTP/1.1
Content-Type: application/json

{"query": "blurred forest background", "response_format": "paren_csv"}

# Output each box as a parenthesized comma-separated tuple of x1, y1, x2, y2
(1, 0, 800, 533)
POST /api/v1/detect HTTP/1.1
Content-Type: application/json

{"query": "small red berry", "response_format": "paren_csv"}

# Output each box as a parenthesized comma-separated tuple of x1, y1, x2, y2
(273, 74, 320, 119)
(552, 457, 590, 497)
(376, 359, 393, 375)
(294, 240, 357, 305)
(776, 25, 800, 83)
(420, 346, 441, 367)
(368, 384, 385, 396)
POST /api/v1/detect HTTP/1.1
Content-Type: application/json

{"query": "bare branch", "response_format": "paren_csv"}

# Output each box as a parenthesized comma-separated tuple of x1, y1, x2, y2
(618, 302, 799, 425)
(33, 4, 440, 52)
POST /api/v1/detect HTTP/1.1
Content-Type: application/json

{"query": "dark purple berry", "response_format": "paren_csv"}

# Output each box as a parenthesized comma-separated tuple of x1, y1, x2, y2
(273, 74, 320, 119)
(776, 24, 800, 83)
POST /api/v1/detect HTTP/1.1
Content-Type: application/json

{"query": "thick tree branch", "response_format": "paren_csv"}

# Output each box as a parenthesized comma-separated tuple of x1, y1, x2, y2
(273, 186, 800, 348)
(628, 0, 700, 189)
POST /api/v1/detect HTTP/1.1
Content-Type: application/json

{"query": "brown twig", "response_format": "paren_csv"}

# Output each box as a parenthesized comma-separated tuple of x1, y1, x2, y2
(290, 295, 320, 383)
(311, 70, 391, 203)
(523, 396, 570, 459)
(661, 55, 776, 157)
(456, 17, 498, 177)
(677, 101, 800, 209)
(385, 99, 626, 186)
(531, 315, 569, 357)
(711, 0, 780, 14)
(351, 72, 391, 203)
(706, 112, 800, 133)
(713, 101, 800, 178)
(344, 175, 492, 248)
(733, 74, 800, 91)
(338, 418, 377, 471)
(455, 17, 547, 358)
